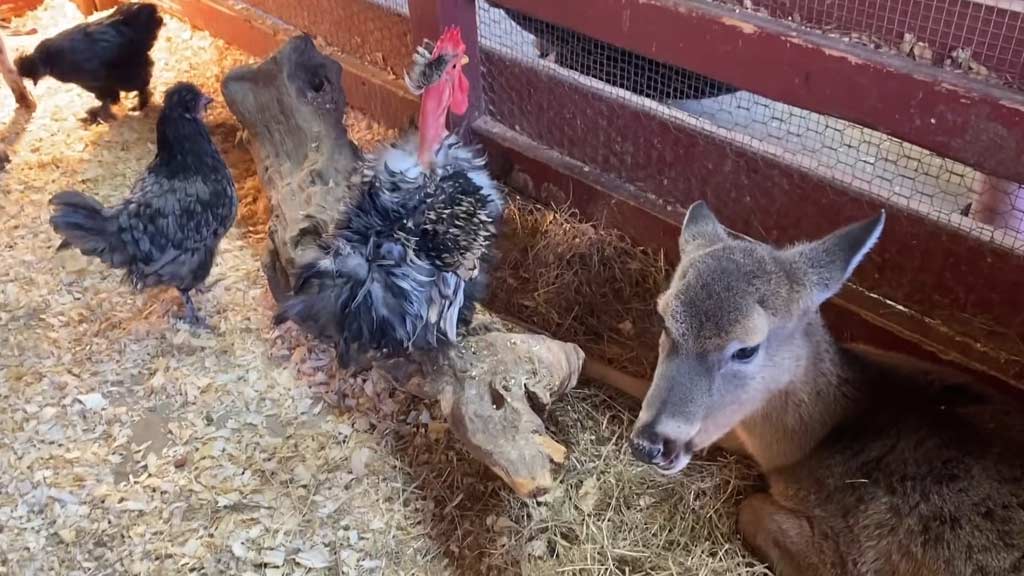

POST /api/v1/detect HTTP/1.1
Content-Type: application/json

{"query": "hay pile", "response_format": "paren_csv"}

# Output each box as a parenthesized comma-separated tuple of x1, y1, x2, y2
(388, 383, 767, 575)
(489, 197, 668, 379)
(0, 2, 763, 574)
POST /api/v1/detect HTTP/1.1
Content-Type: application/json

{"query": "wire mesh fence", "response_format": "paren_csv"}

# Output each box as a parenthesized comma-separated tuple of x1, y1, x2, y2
(718, 0, 1024, 91)
(477, 0, 1024, 250)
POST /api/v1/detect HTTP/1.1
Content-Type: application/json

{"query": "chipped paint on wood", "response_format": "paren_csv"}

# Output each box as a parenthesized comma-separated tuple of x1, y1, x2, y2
(719, 16, 758, 35)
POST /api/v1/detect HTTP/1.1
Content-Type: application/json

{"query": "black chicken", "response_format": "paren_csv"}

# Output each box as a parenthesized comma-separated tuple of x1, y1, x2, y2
(15, 2, 162, 123)
(275, 27, 505, 367)
(49, 82, 237, 326)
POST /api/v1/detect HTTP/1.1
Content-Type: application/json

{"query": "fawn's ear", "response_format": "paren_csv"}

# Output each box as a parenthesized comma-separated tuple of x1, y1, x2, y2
(679, 201, 728, 255)
(788, 212, 885, 307)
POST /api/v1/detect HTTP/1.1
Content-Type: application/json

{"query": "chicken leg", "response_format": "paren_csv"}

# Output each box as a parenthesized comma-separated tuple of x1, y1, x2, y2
(132, 88, 151, 112)
(85, 88, 119, 124)
(177, 289, 208, 328)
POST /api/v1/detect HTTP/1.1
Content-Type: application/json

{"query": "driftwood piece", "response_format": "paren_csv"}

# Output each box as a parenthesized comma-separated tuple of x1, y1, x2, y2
(221, 34, 360, 301)
(222, 36, 584, 498)
(377, 326, 583, 497)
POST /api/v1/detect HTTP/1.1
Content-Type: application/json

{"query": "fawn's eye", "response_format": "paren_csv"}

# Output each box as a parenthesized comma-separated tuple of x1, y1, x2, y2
(731, 345, 760, 363)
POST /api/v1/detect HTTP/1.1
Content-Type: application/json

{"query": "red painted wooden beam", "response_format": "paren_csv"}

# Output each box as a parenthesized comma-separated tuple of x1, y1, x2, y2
(241, 0, 415, 79)
(490, 0, 1024, 185)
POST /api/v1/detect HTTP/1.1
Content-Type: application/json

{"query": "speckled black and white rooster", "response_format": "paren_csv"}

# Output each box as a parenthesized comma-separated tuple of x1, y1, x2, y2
(275, 27, 504, 367)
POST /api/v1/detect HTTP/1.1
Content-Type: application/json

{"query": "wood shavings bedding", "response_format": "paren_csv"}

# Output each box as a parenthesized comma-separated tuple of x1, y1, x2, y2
(0, 2, 761, 575)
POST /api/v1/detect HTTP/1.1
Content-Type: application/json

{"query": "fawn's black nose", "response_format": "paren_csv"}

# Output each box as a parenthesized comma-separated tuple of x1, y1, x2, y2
(629, 427, 665, 464)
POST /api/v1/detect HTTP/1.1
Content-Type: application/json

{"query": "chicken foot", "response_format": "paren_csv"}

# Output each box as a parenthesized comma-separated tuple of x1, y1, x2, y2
(84, 100, 117, 124)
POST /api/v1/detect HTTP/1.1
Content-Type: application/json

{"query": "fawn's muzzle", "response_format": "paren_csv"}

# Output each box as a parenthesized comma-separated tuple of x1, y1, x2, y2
(630, 424, 695, 473)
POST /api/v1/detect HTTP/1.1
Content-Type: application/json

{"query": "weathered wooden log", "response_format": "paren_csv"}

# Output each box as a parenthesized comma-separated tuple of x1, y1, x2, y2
(222, 35, 583, 498)
(221, 34, 359, 300)
(376, 327, 583, 497)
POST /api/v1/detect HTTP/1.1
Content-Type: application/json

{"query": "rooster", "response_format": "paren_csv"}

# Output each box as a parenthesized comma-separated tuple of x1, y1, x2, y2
(15, 2, 162, 123)
(276, 27, 504, 367)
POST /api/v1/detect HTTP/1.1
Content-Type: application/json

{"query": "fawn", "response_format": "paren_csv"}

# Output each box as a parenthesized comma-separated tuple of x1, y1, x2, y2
(630, 202, 1024, 576)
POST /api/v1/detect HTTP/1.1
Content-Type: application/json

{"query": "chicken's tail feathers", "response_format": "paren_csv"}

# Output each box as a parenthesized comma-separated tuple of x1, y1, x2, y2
(273, 270, 365, 370)
(273, 257, 356, 329)
(273, 289, 363, 369)
(49, 190, 129, 267)
(275, 252, 447, 363)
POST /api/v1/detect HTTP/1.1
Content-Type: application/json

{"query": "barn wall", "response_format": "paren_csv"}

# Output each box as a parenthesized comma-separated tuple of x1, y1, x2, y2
(154, 0, 1024, 395)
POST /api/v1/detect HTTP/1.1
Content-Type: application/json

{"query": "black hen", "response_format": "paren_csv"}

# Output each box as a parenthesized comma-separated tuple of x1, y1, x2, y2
(15, 2, 162, 123)
(49, 82, 237, 326)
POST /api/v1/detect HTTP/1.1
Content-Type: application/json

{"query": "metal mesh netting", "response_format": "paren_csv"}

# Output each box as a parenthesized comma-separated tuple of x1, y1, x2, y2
(477, 1, 1024, 251)
(245, 0, 413, 77)
(723, 0, 1024, 91)
(369, 0, 410, 14)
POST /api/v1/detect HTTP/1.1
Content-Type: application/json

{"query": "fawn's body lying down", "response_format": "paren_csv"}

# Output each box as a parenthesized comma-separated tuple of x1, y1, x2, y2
(630, 202, 1024, 576)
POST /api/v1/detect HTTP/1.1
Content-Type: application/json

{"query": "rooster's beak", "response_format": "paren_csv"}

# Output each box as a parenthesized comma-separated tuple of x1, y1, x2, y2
(460, 55, 469, 66)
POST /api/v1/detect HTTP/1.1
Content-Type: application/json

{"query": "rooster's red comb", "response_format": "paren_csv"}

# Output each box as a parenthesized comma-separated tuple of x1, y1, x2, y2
(432, 26, 466, 56)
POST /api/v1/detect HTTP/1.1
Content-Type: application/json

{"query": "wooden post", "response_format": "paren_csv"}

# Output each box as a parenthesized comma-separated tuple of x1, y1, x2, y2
(408, 0, 484, 129)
